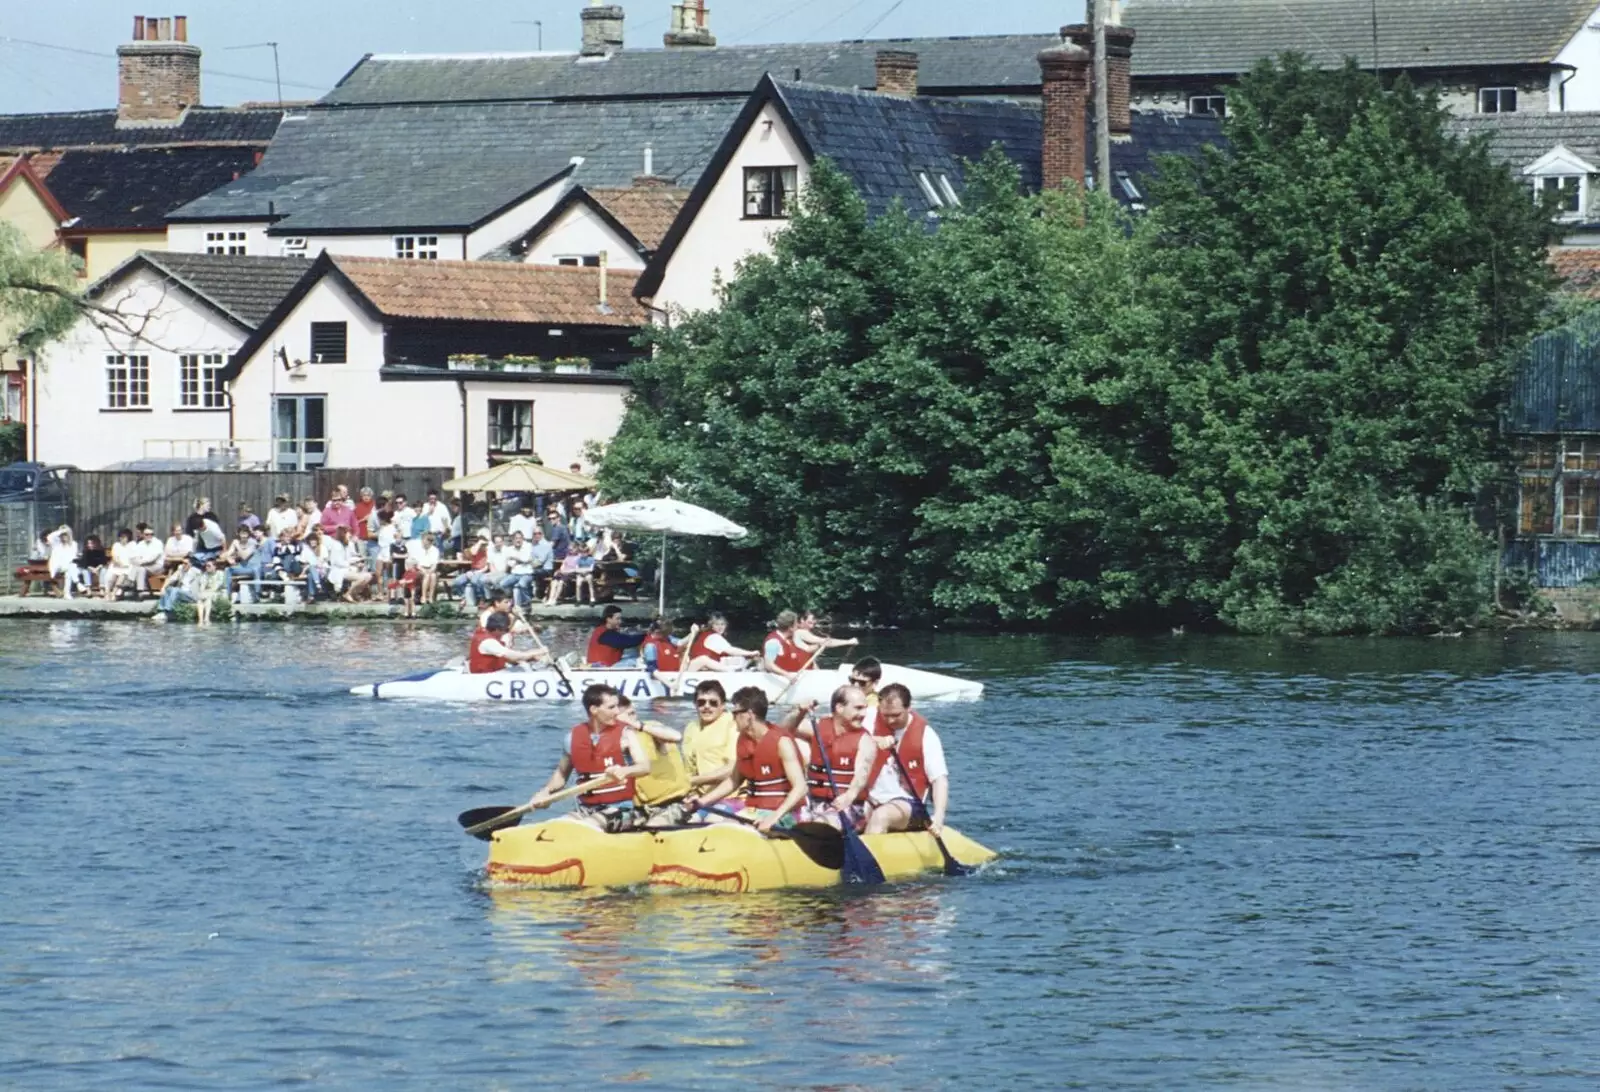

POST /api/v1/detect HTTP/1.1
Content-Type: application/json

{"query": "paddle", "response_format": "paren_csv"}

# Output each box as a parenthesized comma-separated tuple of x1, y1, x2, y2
(458, 777, 605, 840)
(814, 728, 886, 885)
(887, 748, 975, 876)
(525, 623, 575, 693)
(701, 805, 845, 871)
(771, 641, 826, 705)
(667, 623, 699, 697)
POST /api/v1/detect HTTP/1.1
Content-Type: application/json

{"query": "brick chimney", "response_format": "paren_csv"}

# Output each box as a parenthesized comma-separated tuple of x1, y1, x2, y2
(1062, 21, 1137, 136)
(664, 1, 716, 48)
(580, 2, 625, 58)
(1038, 42, 1090, 190)
(874, 50, 918, 97)
(117, 15, 201, 125)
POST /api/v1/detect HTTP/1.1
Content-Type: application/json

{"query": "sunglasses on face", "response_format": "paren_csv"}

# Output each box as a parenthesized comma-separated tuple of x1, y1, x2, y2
(695, 699, 722, 708)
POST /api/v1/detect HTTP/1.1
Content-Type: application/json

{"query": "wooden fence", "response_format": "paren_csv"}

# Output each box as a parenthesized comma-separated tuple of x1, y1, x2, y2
(65, 468, 455, 543)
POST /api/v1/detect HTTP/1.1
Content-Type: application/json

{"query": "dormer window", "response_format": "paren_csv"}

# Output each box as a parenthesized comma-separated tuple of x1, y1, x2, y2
(1541, 175, 1584, 216)
(1479, 87, 1518, 114)
(1524, 145, 1596, 222)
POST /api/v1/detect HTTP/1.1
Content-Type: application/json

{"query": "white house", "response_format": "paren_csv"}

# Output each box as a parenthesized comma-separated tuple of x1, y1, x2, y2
(33, 251, 312, 469)
(222, 253, 646, 475)
(497, 183, 689, 271)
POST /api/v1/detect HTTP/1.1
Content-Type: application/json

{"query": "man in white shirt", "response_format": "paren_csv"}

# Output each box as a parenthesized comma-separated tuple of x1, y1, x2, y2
(393, 495, 417, 539)
(421, 490, 452, 537)
(265, 494, 300, 540)
(502, 531, 535, 607)
(860, 683, 951, 837)
(507, 501, 539, 543)
(326, 526, 374, 601)
(127, 523, 165, 592)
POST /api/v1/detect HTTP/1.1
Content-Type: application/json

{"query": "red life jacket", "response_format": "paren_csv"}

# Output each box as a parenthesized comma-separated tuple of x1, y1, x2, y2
(868, 711, 932, 800)
(586, 624, 622, 667)
(641, 633, 682, 672)
(766, 629, 811, 673)
(806, 715, 868, 801)
(569, 722, 634, 806)
(736, 724, 794, 809)
(689, 629, 721, 662)
(468, 628, 507, 674)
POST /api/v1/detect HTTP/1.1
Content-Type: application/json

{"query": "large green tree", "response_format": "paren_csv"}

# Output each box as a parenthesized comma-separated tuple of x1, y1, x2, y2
(0, 221, 81, 356)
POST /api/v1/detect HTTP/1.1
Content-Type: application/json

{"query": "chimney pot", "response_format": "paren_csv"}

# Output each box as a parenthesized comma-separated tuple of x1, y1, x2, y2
(118, 14, 202, 125)
(157, 17, 172, 40)
(664, 1, 716, 48)
(1061, 22, 1136, 136)
(875, 50, 918, 97)
(580, 3, 625, 58)
(132, 16, 146, 40)
(175, 15, 187, 42)
(1038, 42, 1091, 191)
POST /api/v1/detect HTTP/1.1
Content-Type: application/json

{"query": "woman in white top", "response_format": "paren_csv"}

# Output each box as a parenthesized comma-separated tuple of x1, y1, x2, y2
(102, 528, 138, 599)
(299, 529, 330, 599)
(163, 522, 194, 566)
(45, 526, 80, 599)
(683, 612, 763, 672)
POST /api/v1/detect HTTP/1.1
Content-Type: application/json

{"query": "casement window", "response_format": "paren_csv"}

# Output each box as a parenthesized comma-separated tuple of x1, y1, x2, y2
(915, 171, 962, 210)
(743, 166, 798, 219)
(488, 399, 534, 456)
(1538, 174, 1584, 217)
(556, 255, 602, 267)
(178, 352, 227, 409)
(1518, 436, 1600, 536)
(1478, 86, 1518, 114)
(1188, 95, 1226, 117)
(309, 321, 348, 364)
(394, 235, 439, 260)
(205, 230, 248, 255)
(105, 353, 150, 409)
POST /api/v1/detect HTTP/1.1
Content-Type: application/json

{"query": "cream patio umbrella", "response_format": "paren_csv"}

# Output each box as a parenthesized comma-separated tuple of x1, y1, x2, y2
(582, 497, 747, 613)
(442, 460, 596, 537)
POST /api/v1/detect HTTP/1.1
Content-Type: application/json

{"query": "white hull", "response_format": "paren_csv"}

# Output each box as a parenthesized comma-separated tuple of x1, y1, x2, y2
(351, 661, 982, 704)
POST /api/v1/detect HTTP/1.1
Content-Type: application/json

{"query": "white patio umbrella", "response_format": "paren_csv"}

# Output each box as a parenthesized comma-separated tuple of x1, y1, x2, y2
(582, 497, 747, 613)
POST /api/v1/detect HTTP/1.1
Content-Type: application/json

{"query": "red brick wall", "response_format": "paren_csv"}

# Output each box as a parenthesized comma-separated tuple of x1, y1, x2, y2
(117, 42, 201, 123)
(1061, 24, 1137, 136)
(1039, 44, 1090, 191)
(875, 50, 919, 97)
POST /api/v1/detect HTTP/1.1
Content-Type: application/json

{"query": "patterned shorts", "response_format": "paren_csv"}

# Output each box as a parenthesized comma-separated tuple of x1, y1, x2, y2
(704, 798, 796, 831)
(574, 802, 642, 833)
(798, 800, 868, 833)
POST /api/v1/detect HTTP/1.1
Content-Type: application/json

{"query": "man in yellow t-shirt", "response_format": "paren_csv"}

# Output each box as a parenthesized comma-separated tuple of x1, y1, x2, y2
(616, 696, 691, 825)
(683, 679, 738, 789)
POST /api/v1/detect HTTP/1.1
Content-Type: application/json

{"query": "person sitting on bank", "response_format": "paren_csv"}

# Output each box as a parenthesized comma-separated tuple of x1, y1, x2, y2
(525, 684, 652, 832)
(163, 522, 194, 569)
(792, 610, 860, 655)
(792, 685, 877, 833)
(586, 604, 646, 667)
(451, 530, 491, 609)
(763, 609, 816, 682)
(682, 612, 763, 672)
(684, 687, 810, 834)
(101, 528, 138, 599)
(128, 523, 166, 595)
(328, 525, 374, 602)
(858, 683, 952, 838)
(194, 560, 225, 625)
(468, 611, 548, 673)
(151, 556, 201, 622)
(544, 546, 584, 605)
(76, 534, 109, 596)
(44, 524, 81, 599)
(614, 695, 695, 827)
(265, 494, 299, 541)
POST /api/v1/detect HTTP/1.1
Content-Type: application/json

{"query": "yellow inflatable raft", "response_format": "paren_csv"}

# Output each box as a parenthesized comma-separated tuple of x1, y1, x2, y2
(485, 818, 997, 892)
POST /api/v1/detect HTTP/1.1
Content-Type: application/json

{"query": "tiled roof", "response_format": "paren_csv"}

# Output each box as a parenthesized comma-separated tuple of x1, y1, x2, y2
(0, 107, 282, 152)
(1124, 0, 1597, 76)
(334, 257, 648, 326)
(1550, 248, 1600, 297)
(46, 147, 264, 230)
(168, 99, 740, 233)
(588, 186, 690, 249)
(325, 35, 1063, 106)
(92, 251, 315, 330)
(1452, 112, 1600, 168)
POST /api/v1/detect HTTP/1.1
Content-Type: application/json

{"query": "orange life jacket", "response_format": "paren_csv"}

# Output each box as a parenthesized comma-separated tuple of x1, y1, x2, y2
(736, 724, 794, 809)
(569, 722, 634, 806)
(689, 628, 720, 662)
(766, 629, 811, 673)
(586, 623, 622, 667)
(641, 633, 682, 672)
(806, 715, 868, 801)
(468, 628, 507, 674)
(868, 711, 932, 800)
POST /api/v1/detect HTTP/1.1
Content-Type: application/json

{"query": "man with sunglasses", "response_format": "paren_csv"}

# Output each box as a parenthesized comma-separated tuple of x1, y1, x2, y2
(685, 688, 810, 834)
(681, 680, 738, 794)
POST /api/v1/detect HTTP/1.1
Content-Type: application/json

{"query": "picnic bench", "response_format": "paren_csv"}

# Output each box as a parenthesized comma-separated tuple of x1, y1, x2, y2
(594, 560, 642, 602)
(13, 560, 57, 597)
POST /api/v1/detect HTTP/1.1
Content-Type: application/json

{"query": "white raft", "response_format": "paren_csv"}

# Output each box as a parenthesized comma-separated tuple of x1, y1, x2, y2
(351, 661, 982, 704)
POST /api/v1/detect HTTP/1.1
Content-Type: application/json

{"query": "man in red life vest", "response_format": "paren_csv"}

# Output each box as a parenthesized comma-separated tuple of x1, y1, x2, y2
(761, 609, 814, 682)
(639, 619, 687, 674)
(860, 683, 951, 837)
(525, 683, 652, 832)
(468, 611, 547, 674)
(585, 604, 647, 668)
(791, 684, 877, 832)
(685, 686, 810, 834)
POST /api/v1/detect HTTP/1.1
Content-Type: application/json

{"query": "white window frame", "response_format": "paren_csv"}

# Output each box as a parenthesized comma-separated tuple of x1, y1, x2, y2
(916, 172, 945, 209)
(1188, 95, 1226, 117)
(1478, 86, 1518, 114)
(1537, 174, 1586, 219)
(555, 255, 601, 267)
(282, 236, 308, 253)
(105, 353, 150, 410)
(394, 235, 440, 260)
(178, 352, 227, 410)
(936, 174, 961, 207)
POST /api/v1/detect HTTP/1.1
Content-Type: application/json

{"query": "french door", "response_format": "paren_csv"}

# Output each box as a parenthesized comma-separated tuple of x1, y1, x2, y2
(274, 394, 327, 470)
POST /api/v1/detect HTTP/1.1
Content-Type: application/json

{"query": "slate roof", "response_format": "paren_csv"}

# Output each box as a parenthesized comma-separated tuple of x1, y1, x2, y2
(1452, 112, 1600, 168)
(89, 251, 315, 330)
(1124, 0, 1598, 76)
(167, 99, 740, 234)
(44, 147, 264, 231)
(0, 107, 282, 152)
(325, 35, 1064, 106)
(335, 257, 646, 326)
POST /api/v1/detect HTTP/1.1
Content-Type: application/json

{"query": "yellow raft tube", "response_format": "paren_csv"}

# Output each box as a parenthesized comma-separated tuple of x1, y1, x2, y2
(486, 818, 997, 893)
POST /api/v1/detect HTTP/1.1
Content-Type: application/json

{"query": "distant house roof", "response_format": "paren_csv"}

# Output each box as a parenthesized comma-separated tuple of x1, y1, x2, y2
(44, 147, 263, 231)
(0, 107, 282, 152)
(1550, 248, 1600, 297)
(1453, 112, 1600, 168)
(88, 251, 316, 331)
(167, 99, 739, 234)
(224, 252, 647, 381)
(1124, 0, 1599, 76)
(492, 183, 690, 262)
(324, 35, 1064, 107)
(0, 156, 70, 224)
(636, 76, 1222, 297)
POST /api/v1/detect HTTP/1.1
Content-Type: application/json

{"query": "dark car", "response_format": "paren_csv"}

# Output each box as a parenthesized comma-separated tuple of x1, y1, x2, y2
(0, 462, 73, 505)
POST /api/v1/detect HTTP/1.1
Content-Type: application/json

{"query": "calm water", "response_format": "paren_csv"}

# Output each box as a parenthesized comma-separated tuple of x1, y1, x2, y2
(3, 622, 1600, 1089)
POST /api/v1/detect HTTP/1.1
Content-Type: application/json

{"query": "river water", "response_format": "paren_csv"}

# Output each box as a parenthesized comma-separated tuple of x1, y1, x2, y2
(2, 622, 1598, 1089)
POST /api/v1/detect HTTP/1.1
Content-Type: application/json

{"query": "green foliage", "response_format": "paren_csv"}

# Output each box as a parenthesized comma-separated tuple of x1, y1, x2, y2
(0, 220, 81, 355)
(600, 59, 1556, 633)
(0, 421, 23, 464)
